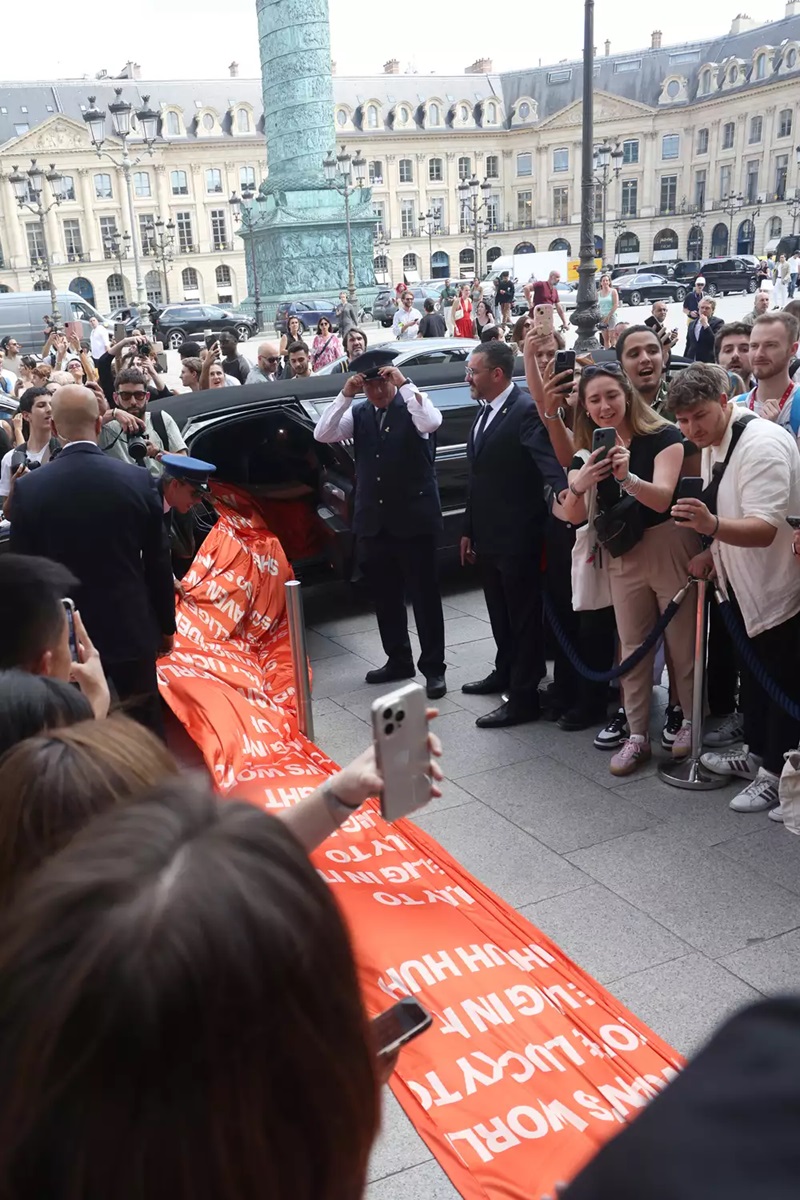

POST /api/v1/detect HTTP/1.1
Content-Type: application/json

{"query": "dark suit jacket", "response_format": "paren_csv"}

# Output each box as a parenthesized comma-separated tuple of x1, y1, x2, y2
(10, 442, 176, 665)
(685, 314, 724, 362)
(464, 382, 549, 556)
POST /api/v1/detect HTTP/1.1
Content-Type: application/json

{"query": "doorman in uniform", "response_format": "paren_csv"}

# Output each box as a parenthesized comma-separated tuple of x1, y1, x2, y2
(313, 348, 447, 699)
(159, 453, 218, 582)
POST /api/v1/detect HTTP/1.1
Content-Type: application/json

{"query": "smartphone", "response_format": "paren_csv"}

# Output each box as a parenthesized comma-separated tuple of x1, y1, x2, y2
(372, 997, 433, 1058)
(644, 315, 664, 332)
(786, 516, 800, 529)
(592, 426, 617, 461)
(532, 303, 554, 336)
(674, 477, 704, 522)
(371, 682, 432, 822)
(554, 349, 576, 382)
(62, 597, 79, 662)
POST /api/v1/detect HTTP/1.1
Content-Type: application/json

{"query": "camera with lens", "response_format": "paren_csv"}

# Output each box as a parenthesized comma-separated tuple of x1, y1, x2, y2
(126, 433, 149, 465)
(10, 448, 41, 473)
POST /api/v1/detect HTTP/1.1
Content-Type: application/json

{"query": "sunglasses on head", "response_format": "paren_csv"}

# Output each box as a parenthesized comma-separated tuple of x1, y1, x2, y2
(581, 362, 624, 381)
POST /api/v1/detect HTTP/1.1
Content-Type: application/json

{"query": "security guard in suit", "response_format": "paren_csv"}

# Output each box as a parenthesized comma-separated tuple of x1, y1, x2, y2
(314, 348, 447, 699)
(159, 453, 217, 582)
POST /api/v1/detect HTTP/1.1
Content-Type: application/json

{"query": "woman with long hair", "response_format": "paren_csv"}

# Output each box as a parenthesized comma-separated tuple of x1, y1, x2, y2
(452, 283, 474, 338)
(0, 775, 382, 1200)
(474, 297, 496, 338)
(279, 314, 304, 358)
(310, 317, 344, 372)
(559, 363, 699, 776)
(597, 273, 619, 348)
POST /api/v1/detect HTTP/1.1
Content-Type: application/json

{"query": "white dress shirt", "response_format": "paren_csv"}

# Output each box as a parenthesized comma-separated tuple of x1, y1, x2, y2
(313, 381, 442, 443)
(392, 307, 422, 339)
(475, 382, 515, 439)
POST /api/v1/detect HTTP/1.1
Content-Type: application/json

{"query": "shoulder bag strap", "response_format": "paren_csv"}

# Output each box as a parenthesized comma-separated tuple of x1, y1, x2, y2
(150, 409, 170, 449)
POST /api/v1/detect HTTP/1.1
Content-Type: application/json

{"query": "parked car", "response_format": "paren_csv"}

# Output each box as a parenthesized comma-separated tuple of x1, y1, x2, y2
(697, 257, 761, 296)
(672, 260, 702, 284)
(274, 300, 341, 336)
(371, 286, 443, 328)
(151, 304, 256, 350)
(315, 337, 479, 375)
(615, 273, 687, 306)
(0, 290, 112, 355)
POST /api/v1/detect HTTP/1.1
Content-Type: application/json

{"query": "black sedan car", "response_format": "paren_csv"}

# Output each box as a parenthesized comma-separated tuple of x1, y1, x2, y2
(152, 304, 257, 350)
(615, 273, 687, 306)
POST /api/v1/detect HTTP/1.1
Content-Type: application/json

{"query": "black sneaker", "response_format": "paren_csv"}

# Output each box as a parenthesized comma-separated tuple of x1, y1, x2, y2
(594, 708, 629, 750)
(661, 704, 684, 750)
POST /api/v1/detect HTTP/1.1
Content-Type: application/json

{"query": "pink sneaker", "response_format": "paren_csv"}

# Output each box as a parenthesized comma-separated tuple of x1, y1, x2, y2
(610, 735, 651, 777)
(672, 721, 693, 760)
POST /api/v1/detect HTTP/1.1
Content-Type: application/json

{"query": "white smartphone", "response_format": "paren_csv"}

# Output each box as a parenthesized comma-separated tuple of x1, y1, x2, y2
(372, 997, 433, 1058)
(371, 682, 432, 822)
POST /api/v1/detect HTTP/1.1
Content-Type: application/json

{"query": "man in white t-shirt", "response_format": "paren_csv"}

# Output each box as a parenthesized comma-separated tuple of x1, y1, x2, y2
(392, 291, 422, 340)
(0, 386, 56, 516)
(98, 367, 186, 478)
(89, 316, 111, 362)
(670, 362, 800, 815)
(744, 312, 800, 449)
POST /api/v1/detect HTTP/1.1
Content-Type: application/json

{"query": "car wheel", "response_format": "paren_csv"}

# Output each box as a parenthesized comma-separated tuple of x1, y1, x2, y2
(235, 323, 251, 342)
(747, 278, 758, 293)
(165, 329, 185, 350)
(674, 286, 686, 302)
(706, 283, 719, 297)
(381, 319, 393, 328)
(630, 291, 642, 305)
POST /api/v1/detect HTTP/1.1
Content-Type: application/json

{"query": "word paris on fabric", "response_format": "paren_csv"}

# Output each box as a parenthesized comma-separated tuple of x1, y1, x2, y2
(157, 488, 683, 1199)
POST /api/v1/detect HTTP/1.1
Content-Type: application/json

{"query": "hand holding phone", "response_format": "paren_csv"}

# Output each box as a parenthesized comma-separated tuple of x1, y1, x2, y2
(372, 683, 433, 821)
(591, 426, 617, 462)
(554, 349, 576, 384)
(62, 597, 79, 661)
(532, 303, 555, 337)
(785, 516, 800, 529)
(674, 477, 704, 521)
(372, 997, 432, 1058)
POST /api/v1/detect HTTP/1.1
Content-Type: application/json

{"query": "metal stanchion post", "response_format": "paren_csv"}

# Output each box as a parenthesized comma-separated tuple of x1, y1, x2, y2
(659, 578, 727, 790)
(284, 580, 315, 742)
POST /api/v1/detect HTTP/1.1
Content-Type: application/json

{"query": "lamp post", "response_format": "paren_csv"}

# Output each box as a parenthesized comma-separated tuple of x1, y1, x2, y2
(83, 89, 160, 336)
(8, 159, 65, 329)
(229, 186, 266, 331)
(788, 144, 800, 234)
(322, 146, 367, 302)
(419, 208, 438, 276)
(593, 140, 623, 270)
(374, 231, 391, 284)
(720, 192, 746, 256)
(457, 175, 492, 278)
(572, 0, 601, 351)
(102, 228, 132, 305)
(611, 217, 627, 267)
(143, 217, 175, 304)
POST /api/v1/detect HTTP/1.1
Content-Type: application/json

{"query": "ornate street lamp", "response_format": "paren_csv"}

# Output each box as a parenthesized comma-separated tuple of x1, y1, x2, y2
(83, 88, 161, 335)
(322, 145, 368, 301)
(572, 0, 601, 350)
(457, 175, 493, 278)
(103, 228, 132, 304)
(144, 217, 176, 304)
(593, 140, 623, 271)
(230, 186, 266, 331)
(8, 159, 64, 328)
(788, 144, 800, 234)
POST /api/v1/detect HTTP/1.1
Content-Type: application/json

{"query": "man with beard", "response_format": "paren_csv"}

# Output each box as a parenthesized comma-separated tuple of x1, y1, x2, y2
(99, 368, 186, 478)
(330, 328, 368, 374)
(715, 322, 755, 390)
(744, 312, 800, 447)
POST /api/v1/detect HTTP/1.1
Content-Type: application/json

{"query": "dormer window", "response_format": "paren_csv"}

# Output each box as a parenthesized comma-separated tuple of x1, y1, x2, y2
(755, 53, 766, 79)
(485, 101, 497, 122)
(460, 104, 469, 120)
(729, 65, 739, 83)
(700, 68, 711, 94)
(519, 101, 531, 119)
(165, 110, 181, 135)
(236, 108, 250, 132)
(366, 104, 379, 129)
(336, 109, 347, 126)
(428, 102, 440, 125)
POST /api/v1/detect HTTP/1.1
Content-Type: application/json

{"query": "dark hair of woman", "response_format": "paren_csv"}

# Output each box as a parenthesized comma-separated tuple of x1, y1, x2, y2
(0, 714, 177, 905)
(0, 773, 380, 1200)
(0, 669, 91, 761)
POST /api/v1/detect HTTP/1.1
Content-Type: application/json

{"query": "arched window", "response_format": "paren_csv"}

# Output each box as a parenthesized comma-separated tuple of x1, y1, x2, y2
(755, 53, 766, 79)
(486, 246, 503, 264)
(460, 104, 469, 120)
(687, 226, 704, 260)
(166, 110, 180, 135)
(653, 228, 678, 253)
(737, 219, 755, 255)
(788, 47, 798, 68)
(374, 254, 388, 273)
(459, 247, 475, 265)
(700, 69, 711, 94)
(216, 265, 232, 286)
(69, 277, 95, 305)
(145, 270, 162, 306)
(106, 273, 126, 309)
(710, 222, 729, 257)
(514, 241, 536, 254)
(33, 280, 49, 291)
(367, 104, 379, 129)
(431, 250, 450, 278)
(768, 215, 783, 239)
(428, 103, 440, 125)
(428, 157, 443, 182)
(336, 109, 347, 127)
(549, 237, 571, 254)
(486, 101, 497, 123)
(402, 252, 418, 273)
(182, 266, 200, 296)
(237, 108, 250, 132)
(0, 285, 11, 293)
(594, 234, 604, 257)
(729, 65, 739, 84)
(779, 108, 793, 138)
(616, 231, 640, 257)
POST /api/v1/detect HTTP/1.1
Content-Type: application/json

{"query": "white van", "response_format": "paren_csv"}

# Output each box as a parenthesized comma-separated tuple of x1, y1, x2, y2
(0, 291, 110, 355)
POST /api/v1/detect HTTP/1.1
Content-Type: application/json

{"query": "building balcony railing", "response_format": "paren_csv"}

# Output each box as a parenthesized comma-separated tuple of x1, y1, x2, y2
(552, 215, 569, 225)
(177, 243, 196, 254)
(212, 240, 234, 252)
(66, 251, 88, 263)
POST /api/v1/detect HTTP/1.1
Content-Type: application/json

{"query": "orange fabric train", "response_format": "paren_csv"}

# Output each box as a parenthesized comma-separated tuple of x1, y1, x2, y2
(158, 488, 683, 1200)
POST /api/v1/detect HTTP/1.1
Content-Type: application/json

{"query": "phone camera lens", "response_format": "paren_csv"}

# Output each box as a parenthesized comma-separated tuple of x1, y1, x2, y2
(382, 707, 393, 720)
(396, 709, 405, 722)
(384, 722, 394, 735)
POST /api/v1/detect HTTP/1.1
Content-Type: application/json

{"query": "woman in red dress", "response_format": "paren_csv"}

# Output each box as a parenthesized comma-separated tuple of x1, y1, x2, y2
(452, 284, 473, 338)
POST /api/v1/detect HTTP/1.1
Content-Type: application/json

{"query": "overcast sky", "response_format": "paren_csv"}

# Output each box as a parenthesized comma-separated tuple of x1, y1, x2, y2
(4, 1, 788, 81)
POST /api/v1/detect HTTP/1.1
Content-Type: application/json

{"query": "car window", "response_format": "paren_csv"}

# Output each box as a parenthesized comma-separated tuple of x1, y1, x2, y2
(203, 306, 228, 318)
(69, 301, 94, 320)
(403, 352, 448, 367)
(296, 303, 311, 312)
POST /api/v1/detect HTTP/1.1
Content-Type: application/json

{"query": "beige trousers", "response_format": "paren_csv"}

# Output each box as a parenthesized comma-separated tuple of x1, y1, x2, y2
(606, 520, 701, 736)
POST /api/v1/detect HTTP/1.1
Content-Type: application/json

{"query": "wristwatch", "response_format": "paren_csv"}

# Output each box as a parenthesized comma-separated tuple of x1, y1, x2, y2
(544, 406, 567, 422)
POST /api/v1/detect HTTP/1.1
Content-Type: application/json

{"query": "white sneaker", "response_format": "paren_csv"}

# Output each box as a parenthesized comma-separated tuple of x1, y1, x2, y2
(768, 802, 786, 823)
(729, 768, 780, 813)
(700, 745, 762, 780)
(594, 708, 629, 750)
(703, 713, 745, 748)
